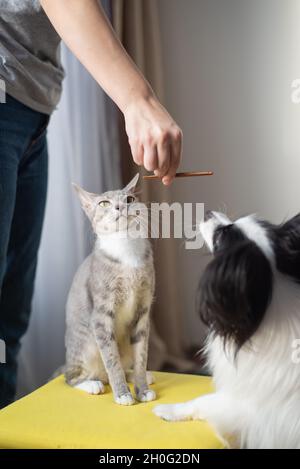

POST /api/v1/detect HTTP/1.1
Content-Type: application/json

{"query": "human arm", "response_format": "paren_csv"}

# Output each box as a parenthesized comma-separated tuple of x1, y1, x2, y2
(40, 0, 182, 185)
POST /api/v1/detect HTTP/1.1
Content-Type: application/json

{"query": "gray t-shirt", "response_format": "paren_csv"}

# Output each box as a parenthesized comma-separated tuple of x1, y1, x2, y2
(0, 0, 64, 114)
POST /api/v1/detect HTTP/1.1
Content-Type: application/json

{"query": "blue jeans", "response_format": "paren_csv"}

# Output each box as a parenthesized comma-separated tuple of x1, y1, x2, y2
(0, 95, 49, 408)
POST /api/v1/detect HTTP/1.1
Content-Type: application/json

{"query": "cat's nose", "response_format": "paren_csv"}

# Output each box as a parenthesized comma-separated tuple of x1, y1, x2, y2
(115, 205, 120, 211)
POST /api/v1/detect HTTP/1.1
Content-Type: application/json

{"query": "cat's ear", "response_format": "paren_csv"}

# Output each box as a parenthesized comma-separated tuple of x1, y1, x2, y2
(72, 183, 98, 218)
(123, 173, 139, 194)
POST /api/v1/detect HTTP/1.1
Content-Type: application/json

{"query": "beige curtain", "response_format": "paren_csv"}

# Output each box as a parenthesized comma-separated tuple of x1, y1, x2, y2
(111, 0, 195, 371)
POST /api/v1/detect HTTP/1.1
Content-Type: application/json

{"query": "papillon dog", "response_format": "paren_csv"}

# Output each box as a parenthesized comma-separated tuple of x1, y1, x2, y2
(154, 211, 300, 448)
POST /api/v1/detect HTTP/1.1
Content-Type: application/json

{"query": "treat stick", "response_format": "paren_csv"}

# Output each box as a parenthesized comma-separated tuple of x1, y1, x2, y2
(143, 171, 213, 180)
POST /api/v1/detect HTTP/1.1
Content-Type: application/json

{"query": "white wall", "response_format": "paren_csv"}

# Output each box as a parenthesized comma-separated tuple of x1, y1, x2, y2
(157, 0, 300, 345)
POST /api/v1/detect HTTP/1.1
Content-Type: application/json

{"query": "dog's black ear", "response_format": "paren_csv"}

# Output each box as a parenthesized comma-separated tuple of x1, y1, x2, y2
(274, 213, 300, 282)
(198, 240, 273, 349)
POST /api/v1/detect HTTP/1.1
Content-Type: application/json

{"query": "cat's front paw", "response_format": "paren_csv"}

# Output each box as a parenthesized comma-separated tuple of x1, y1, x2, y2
(115, 392, 135, 406)
(136, 389, 156, 402)
(153, 403, 187, 421)
(74, 379, 105, 395)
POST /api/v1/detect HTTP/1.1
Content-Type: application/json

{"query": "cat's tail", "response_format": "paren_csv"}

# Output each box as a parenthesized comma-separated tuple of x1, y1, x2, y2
(50, 364, 85, 386)
(49, 364, 66, 381)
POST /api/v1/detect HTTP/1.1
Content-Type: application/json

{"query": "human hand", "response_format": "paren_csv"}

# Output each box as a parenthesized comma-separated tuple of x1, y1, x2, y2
(123, 94, 182, 186)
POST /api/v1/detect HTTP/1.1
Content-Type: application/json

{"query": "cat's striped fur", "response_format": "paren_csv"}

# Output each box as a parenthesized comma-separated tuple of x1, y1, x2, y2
(65, 174, 156, 405)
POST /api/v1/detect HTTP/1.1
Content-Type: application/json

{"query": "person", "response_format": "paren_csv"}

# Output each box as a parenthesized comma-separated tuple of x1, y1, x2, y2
(0, 0, 182, 409)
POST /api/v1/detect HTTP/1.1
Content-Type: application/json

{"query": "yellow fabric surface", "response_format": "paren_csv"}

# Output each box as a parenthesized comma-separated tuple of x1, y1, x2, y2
(0, 372, 223, 449)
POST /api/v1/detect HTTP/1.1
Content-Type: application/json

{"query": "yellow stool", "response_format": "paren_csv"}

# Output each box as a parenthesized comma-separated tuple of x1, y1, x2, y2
(0, 371, 223, 449)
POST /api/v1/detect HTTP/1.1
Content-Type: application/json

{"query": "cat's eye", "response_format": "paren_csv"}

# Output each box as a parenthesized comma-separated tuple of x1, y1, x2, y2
(98, 200, 111, 208)
(126, 195, 135, 204)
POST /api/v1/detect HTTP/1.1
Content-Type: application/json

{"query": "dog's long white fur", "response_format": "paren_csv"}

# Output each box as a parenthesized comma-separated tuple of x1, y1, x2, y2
(154, 214, 300, 449)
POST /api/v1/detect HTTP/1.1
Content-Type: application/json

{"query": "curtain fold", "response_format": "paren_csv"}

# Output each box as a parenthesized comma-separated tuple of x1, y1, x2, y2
(112, 0, 194, 371)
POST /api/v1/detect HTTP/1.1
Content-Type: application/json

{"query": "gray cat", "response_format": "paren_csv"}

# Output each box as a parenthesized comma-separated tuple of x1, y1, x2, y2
(64, 174, 156, 405)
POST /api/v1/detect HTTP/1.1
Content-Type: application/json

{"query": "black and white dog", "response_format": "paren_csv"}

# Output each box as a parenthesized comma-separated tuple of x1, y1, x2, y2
(154, 211, 300, 449)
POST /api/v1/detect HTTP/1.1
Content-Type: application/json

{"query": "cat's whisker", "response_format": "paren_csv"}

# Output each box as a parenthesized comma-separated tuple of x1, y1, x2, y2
(137, 213, 159, 236)
(134, 215, 158, 239)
